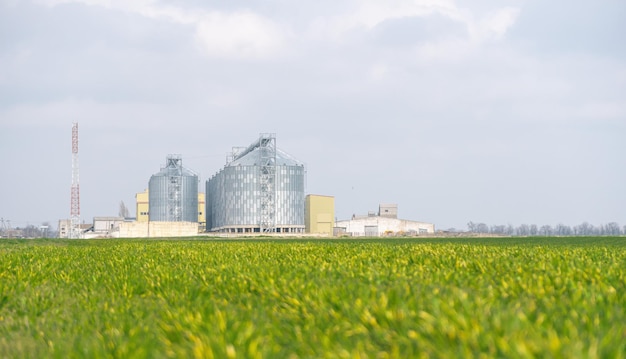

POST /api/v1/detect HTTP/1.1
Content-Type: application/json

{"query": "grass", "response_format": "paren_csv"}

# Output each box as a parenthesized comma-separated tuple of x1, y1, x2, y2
(0, 237, 625, 358)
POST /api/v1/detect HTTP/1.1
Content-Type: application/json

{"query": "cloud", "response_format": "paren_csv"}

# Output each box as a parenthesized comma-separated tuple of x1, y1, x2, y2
(31, 0, 521, 61)
(301, 0, 521, 71)
(507, 1, 626, 58)
(342, 0, 449, 30)
(35, 0, 288, 59)
(471, 7, 520, 42)
(194, 12, 288, 59)
(307, 0, 519, 45)
(308, 0, 457, 41)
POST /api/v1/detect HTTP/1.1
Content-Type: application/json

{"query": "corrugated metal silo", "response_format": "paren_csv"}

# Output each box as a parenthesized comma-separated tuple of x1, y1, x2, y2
(206, 134, 305, 233)
(149, 155, 198, 222)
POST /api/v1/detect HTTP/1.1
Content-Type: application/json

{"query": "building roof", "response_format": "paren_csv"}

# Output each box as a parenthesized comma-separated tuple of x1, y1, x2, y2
(93, 217, 125, 221)
(336, 216, 433, 226)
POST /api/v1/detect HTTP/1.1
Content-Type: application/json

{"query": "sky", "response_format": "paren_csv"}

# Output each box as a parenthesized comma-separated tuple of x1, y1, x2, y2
(1, 0, 625, 231)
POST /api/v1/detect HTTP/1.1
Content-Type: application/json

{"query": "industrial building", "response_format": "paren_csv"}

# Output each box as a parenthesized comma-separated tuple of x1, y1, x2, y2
(92, 216, 125, 233)
(305, 195, 335, 235)
(136, 190, 149, 222)
(59, 217, 125, 239)
(58, 219, 91, 238)
(335, 204, 435, 236)
(136, 189, 206, 230)
(148, 155, 198, 223)
(206, 133, 305, 233)
(59, 215, 201, 239)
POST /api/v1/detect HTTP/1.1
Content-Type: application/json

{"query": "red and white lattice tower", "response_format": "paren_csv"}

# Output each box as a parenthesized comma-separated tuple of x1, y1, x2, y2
(69, 123, 81, 239)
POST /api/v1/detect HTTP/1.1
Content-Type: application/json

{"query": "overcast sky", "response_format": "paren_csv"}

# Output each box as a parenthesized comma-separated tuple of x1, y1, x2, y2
(1, 0, 625, 231)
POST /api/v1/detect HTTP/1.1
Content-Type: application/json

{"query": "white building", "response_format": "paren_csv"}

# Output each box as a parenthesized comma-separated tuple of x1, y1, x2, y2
(335, 204, 434, 237)
(58, 219, 92, 238)
(93, 217, 125, 233)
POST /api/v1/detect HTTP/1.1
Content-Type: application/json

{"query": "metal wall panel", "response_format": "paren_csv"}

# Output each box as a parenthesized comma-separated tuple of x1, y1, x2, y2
(206, 152, 305, 231)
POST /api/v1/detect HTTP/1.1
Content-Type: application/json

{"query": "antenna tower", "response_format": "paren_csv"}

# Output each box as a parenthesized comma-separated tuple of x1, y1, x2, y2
(70, 123, 81, 239)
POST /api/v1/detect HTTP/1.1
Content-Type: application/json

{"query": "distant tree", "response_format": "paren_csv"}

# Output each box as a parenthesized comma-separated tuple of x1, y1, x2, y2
(556, 223, 572, 236)
(517, 224, 530, 236)
(466, 222, 489, 233)
(466, 221, 620, 237)
(539, 225, 552, 236)
(575, 222, 593, 236)
(476, 223, 489, 233)
(119, 201, 130, 219)
(22, 224, 41, 238)
(606, 222, 621, 235)
(490, 225, 506, 235)
(529, 224, 538, 236)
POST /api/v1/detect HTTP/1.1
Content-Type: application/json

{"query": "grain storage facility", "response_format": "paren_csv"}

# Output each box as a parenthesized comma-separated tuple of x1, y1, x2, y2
(206, 133, 305, 233)
(149, 155, 198, 222)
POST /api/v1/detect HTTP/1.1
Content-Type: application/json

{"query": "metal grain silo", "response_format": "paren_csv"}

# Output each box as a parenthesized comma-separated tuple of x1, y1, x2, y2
(149, 155, 198, 222)
(206, 133, 305, 233)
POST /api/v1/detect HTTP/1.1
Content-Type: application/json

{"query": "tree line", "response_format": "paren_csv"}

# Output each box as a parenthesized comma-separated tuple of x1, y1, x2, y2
(466, 221, 624, 236)
(0, 222, 56, 238)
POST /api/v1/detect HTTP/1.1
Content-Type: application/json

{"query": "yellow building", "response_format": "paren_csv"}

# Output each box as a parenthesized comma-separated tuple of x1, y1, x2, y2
(136, 189, 150, 222)
(305, 194, 335, 235)
(135, 189, 206, 229)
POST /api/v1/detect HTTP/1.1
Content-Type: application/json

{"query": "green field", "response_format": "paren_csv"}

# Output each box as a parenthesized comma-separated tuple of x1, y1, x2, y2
(0, 237, 625, 358)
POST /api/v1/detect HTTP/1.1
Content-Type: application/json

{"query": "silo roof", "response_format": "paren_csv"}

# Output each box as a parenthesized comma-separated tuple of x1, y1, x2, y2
(228, 147, 303, 167)
(153, 156, 198, 177)
(154, 166, 197, 177)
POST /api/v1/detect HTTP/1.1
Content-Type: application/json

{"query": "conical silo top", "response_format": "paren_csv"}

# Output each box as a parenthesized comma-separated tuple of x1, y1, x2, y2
(229, 147, 303, 167)
(154, 154, 197, 177)
(227, 134, 303, 167)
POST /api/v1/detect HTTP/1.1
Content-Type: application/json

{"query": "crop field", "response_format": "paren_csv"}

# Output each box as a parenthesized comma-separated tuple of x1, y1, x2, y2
(0, 237, 625, 358)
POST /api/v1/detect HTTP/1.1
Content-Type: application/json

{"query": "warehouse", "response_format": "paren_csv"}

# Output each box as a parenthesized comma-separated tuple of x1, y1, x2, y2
(335, 204, 435, 236)
(206, 134, 305, 233)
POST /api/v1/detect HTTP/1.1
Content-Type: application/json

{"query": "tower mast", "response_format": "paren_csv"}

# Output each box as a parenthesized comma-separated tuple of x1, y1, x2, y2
(70, 123, 80, 239)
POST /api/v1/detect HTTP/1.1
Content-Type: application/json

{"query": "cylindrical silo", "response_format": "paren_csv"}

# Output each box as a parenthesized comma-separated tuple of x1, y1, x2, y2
(206, 134, 305, 233)
(149, 155, 198, 222)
